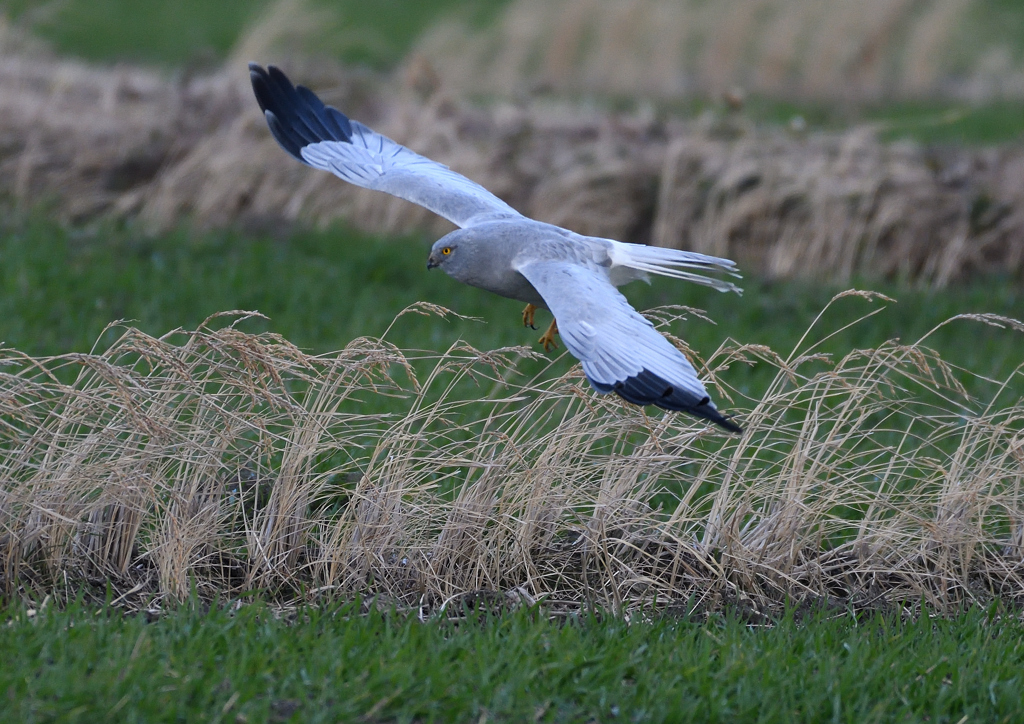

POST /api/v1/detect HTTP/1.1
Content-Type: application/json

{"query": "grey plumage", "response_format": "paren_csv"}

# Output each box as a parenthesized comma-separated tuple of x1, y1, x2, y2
(250, 63, 743, 433)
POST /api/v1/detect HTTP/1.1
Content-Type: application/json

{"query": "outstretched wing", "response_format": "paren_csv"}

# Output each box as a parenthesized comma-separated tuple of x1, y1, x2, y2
(249, 63, 523, 228)
(514, 259, 742, 432)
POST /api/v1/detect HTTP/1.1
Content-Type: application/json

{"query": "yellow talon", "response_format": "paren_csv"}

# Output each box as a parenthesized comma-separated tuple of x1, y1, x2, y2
(522, 303, 537, 329)
(538, 319, 559, 352)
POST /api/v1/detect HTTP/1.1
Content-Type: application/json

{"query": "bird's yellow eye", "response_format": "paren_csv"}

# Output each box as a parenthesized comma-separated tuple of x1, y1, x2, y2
(441, 247, 451, 255)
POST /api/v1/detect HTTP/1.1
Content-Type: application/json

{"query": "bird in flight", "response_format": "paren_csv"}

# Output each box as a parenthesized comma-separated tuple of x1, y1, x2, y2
(249, 64, 743, 432)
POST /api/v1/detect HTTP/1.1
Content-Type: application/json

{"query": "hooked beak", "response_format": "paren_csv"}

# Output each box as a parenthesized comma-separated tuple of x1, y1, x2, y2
(426, 256, 439, 270)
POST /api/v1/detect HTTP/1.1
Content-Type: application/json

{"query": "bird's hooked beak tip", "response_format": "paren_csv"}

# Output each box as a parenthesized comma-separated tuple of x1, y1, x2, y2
(426, 258, 438, 270)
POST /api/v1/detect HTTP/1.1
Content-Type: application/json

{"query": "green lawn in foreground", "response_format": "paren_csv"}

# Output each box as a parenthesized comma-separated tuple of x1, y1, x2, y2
(1, 219, 1021, 403)
(3, 600, 1022, 723)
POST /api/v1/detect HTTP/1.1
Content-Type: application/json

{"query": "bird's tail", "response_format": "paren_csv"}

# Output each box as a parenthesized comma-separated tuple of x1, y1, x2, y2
(609, 242, 743, 294)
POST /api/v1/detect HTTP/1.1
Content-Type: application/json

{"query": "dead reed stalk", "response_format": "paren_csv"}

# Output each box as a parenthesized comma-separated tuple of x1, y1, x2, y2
(1, 301, 1021, 615)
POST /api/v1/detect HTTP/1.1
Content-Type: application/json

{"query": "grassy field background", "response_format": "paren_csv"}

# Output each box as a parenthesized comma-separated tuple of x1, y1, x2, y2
(2, 218, 1021, 350)
(5, 0, 1024, 85)
(2, 217, 1021, 398)
(3, 232, 1023, 717)
(0, 0, 506, 68)
(1, 1, 1023, 721)
(3, 0, 1024, 144)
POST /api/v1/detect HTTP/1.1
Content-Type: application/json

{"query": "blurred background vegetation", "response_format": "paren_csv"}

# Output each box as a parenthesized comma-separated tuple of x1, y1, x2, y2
(1, 7, 1022, 720)
(0, 0, 1020, 362)
(0, 0, 1017, 369)
(3, 0, 1023, 141)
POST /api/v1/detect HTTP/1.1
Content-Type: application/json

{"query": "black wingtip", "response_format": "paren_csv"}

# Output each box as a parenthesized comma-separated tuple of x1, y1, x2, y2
(607, 369, 743, 434)
(695, 406, 743, 434)
(248, 62, 274, 113)
(248, 62, 355, 164)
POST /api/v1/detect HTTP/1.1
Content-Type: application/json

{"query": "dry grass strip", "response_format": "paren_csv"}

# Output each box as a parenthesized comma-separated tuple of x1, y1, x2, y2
(416, 0, 1024, 102)
(2, 300, 1022, 616)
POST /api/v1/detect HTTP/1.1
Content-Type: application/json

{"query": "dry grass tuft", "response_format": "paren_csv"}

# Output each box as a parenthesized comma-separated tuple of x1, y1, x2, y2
(2, 301, 1022, 616)
(415, 0, 1024, 103)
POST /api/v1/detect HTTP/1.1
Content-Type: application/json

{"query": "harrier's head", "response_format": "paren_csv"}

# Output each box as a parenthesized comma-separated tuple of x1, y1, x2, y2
(426, 239, 457, 270)
(426, 229, 486, 274)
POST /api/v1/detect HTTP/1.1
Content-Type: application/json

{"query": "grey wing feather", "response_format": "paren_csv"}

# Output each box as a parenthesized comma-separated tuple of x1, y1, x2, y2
(249, 63, 521, 229)
(302, 125, 522, 228)
(515, 260, 741, 432)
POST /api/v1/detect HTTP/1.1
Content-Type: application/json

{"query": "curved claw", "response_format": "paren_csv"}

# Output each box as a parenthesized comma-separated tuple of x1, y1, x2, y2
(538, 319, 559, 352)
(521, 303, 538, 330)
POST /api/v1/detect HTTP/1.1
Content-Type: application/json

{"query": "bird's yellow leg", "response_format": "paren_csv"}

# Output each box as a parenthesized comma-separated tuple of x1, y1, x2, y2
(522, 303, 537, 329)
(538, 318, 559, 352)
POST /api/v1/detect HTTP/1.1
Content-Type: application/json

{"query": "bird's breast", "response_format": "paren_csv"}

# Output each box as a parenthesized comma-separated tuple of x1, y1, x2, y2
(488, 269, 547, 307)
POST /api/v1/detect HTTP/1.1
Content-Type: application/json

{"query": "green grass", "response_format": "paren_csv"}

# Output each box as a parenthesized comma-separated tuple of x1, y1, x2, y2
(3, 599, 1023, 723)
(1, 221, 1023, 722)
(1, 1, 1023, 708)
(961, 0, 1024, 69)
(867, 101, 1024, 145)
(1, 0, 508, 68)
(2, 0, 271, 67)
(754, 97, 1024, 146)
(305, 0, 509, 70)
(1, 219, 1021, 402)
(646, 95, 1024, 145)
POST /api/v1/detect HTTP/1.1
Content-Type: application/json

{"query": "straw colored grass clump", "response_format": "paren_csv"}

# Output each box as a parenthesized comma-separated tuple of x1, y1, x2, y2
(415, 0, 1024, 102)
(2, 299, 1022, 615)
